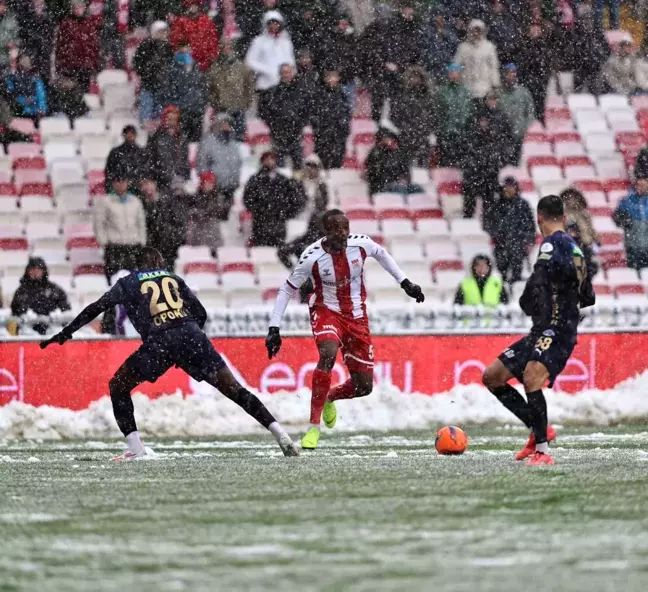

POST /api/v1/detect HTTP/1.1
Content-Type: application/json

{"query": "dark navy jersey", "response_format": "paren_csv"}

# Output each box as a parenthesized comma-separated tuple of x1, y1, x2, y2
(63, 268, 208, 340)
(519, 230, 595, 333)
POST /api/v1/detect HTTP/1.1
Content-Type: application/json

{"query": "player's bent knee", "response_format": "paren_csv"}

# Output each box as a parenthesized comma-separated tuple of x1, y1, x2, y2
(482, 366, 503, 390)
(317, 341, 338, 372)
(352, 372, 373, 398)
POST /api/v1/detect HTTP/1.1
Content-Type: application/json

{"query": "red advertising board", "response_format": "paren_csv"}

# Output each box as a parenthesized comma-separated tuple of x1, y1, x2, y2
(0, 333, 645, 409)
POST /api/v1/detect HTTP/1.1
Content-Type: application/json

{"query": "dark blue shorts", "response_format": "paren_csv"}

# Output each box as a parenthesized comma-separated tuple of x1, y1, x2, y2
(125, 325, 226, 383)
(498, 328, 577, 387)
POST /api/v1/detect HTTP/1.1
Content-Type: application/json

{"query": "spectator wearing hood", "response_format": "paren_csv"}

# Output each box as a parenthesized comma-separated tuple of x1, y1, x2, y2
(390, 65, 435, 167)
(570, 4, 609, 93)
(454, 19, 500, 98)
(170, 0, 219, 72)
(498, 64, 535, 164)
(197, 113, 242, 219)
(266, 63, 307, 170)
(245, 11, 295, 124)
(613, 176, 648, 269)
(432, 63, 474, 167)
(133, 20, 174, 122)
(169, 43, 206, 142)
(145, 105, 190, 191)
(491, 177, 536, 283)
(207, 38, 254, 142)
(243, 150, 306, 246)
(634, 143, 648, 181)
(11, 258, 70, 334)
(364, 128, 412, 196)
(186, 171, 225, 251)
(602, 39, 638, 95)
(4, 53, 47, 119)
(0, 0, 19, 72)
(294, 49, 320, 125)
(486, 0, 519, 66)
(561, 188, 598, 248)
(424, 8, 459, 82)
(454, 254, 507, 306)
(94, 175, 147, 280)
(290, 3, 328, 58)
(514, 23, 553, 122)
(105, 125, 145, 192)
(311, 68, 350, 170)
(461, 92, 515, 223)
(55, 0, 101, 92)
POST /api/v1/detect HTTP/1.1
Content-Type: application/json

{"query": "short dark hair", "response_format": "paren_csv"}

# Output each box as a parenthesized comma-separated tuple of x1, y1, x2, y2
(322, 208, 347, 230)
(537, 194, 564, 220)
(123, 125, 137, 135)
(139, 246, 166, 269)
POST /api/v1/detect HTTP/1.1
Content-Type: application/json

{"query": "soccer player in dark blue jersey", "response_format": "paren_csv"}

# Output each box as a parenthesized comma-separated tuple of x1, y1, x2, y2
(41, 247, 299, 460)
(482, 195, 595, 466)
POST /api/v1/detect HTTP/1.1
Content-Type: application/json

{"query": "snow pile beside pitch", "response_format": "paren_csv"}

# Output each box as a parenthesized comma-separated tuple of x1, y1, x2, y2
(2, 375, 648, 439)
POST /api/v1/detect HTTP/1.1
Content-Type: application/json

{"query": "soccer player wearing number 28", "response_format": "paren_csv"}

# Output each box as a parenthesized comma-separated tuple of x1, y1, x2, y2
(482, 195, 596, 466)
(266, 209, 425, 450)
(40, 247, 299, 460)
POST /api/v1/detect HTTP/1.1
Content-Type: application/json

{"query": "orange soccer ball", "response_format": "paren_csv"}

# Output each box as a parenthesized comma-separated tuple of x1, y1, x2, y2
(435, 426, 468, 455)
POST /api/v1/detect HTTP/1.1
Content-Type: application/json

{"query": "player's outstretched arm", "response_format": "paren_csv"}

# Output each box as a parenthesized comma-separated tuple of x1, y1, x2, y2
(401, 279, 425, 303)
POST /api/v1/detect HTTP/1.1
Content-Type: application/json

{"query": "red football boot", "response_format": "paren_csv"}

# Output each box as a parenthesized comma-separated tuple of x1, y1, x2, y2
(524, 451, 555, 466)
(514, 425, 557, 461)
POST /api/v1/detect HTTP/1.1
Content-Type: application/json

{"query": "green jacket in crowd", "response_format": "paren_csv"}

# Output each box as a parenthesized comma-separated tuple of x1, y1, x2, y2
(498, 83, 536, 141)
(432, 81, 474, 139)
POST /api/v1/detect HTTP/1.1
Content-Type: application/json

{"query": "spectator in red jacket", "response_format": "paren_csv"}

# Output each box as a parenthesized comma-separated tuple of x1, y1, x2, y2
(171, 0, 218, 72)
(55, 0, 101, 92)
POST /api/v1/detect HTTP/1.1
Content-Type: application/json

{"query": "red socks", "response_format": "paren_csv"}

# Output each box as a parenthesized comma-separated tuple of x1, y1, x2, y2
(310, 369, 332, 425)
(327, 379, 356, 401)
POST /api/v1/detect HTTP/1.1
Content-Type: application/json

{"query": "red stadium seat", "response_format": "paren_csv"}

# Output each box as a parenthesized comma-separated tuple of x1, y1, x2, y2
(545, 107, 572, 121)
(262, 288, 279, 302)
(19, 182, 53, 197)
(347, 208, 377, 220)
(527, 155, 559, 168)
(525, 132, 549, 143)
(560, 155, 592, 167)
(551, 131, 582, 143)
(594, 284, 613, 296)
(74, 263, 105, 275)
(221, 262, 255, 275)
(616, 131, 645, 152)
(0, 237, 28, 250)
(67, 236, 100, 250)
(603, 179, 631, 193)
(437, 181, 462, 195)
(573, 179, 604, 193)
(517, 179, 536, 192)
(412, 208, 443, 220)
(431, 259, 463, 272)
(0, 183, 17, 196)
(615, 284, 645, 296)
(12, 156, 46, 170)
(590, 206, 613, 217)
(378, 208, 411, 220)
(184, 261, 219, 275)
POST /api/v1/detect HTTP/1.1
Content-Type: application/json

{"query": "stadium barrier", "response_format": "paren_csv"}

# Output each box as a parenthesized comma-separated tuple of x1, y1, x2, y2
(0, 332, 646, 409)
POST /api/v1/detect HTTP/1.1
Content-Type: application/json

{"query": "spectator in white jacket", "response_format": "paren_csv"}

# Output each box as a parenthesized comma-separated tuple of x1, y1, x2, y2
(454, 20, 500, 99)
(94, 176, 147, 281)
(245, 10, 295, 124)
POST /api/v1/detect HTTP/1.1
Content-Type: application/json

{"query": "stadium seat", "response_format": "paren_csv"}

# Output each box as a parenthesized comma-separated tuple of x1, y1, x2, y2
(225, 287, 263, 306)
(449, 218, 486, 239)
(554, 140, 586, 159)
(607, 267, 640, 288)
(8, 143, 41, 162)
(217, 246, 250, 265)
(176, 245, 215, 264)
(599, 94, 630, 112)
(576, 115, 608, 135)
(258, 269, 288, 289)
(221, 262, 256, 289)
(337, 182, 370, 200)
(74, 274, 109, 293)
(97, 69, 129, 91)
(32, 247, 68, 266)
(388, 239, 424, 263)
(73, 117, 107, 137)
(584, 132, 617, 156)
(432, 168, 462, 184)
(564, 164, 597, 181)
(373, 193, 406, 209)
(25, 221, 60, 243)
(380, 210, 413, 238)
(80, 136, 112, 161)
(20, 195, 55, 213)
(103, 84, 136, 115)
(68, 236, 103, 267)
(522, 141, 554, 161)
(198, 288, 227, 309)
(407, 192, 438, 210)
(10, 118, 36, 135)
(39, 118, 72, 140)
(286, 219, 308, 242)
(185, 271, 220, 290)
(567, 93, 598, 111)
(0, 276, 21, 305)
(415, 213, 450, 237)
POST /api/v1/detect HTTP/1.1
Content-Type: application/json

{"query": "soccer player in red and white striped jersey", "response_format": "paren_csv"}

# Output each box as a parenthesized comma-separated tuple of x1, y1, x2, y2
(266, 209, 425, 449)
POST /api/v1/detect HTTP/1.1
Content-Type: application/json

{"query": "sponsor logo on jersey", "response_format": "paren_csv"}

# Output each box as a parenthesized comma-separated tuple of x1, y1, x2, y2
(540, 242, 554, 253)
(352, 259, 360, 267)
(322, 269, 332, 277)
(138, 270, 170, 281)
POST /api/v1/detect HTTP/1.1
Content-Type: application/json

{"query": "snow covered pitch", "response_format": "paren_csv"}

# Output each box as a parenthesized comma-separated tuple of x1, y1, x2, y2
(1, 428, 648, 592)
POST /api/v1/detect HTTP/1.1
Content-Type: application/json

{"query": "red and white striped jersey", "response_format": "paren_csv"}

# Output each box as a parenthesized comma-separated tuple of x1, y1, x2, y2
(277, 234, 407, 321)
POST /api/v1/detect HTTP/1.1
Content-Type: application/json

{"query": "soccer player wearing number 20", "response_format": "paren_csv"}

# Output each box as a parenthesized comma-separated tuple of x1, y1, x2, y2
(482, 195, 595, 466)
(40, 247, 299, 460)
(266, 209, 425, 450)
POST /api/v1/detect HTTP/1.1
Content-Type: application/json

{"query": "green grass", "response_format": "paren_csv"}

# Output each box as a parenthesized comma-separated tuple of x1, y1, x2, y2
(1, 428, 648, 592)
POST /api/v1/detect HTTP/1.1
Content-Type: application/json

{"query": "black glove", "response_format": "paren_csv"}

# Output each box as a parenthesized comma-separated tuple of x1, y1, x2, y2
(265, 327, 282, 359)
(401, 279, 425, 303)
(40, 331, 71, 349)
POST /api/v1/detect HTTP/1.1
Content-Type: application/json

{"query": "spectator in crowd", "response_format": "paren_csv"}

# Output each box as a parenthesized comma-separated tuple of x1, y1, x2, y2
(207, 38, 254, 142)
(266, 63, 307, 170)
(50, 74, 89, 120)
(602, 38, 638, 95)
(197, 113, 242, 219)
(170, 0, 219, 72)
(385, 1, 425, 71)
(105, 125, 145, 191)
(4, 53, 47, 120)
(594, 0, 620, 30)
(291, 3, 327, 57)
(424, 8, 459, 83)
(486, 0, 519, 66)
(145, 105, 190, 192)
(311, 68, 350, 170)
(294, 48, 320, 124)
(514, 23, 552, 122)
(139, 177, 188, 268)
(318, 13, 359, 113)
(454, 254, 508, 307)
(16, 0, 55, 84)
(566, 220, 599, 279)
(11, 257, 71, 334)
(99, 0, 129, 70)
(561, 187, 599, 249)
(490, 177, 536, 284)
(571, 3, 609, 93)
(243, 150, 306, 246)
(634, 143, 648, 179)
(55, 0, 101, 92)
(454, 19, 500, 99)
(498, 64, 535, 164)
(0, 91, 31, 151)
(186, 171, 225, 251)
(94, 175, 147, 280)
(461, 92, 515, 223)
(364, 128, 413, 196)
(432, 63, 474, 167)
(169, 43, 206, 142)
(133, 20, 174, 123)
(245, 11, 295, 125)
(0, 0, 18, 73)
(390, 65, 435, 167)
(613, 176, 648, 269)
(635, 37, 648, 93)
(278, 153, 328, 267)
